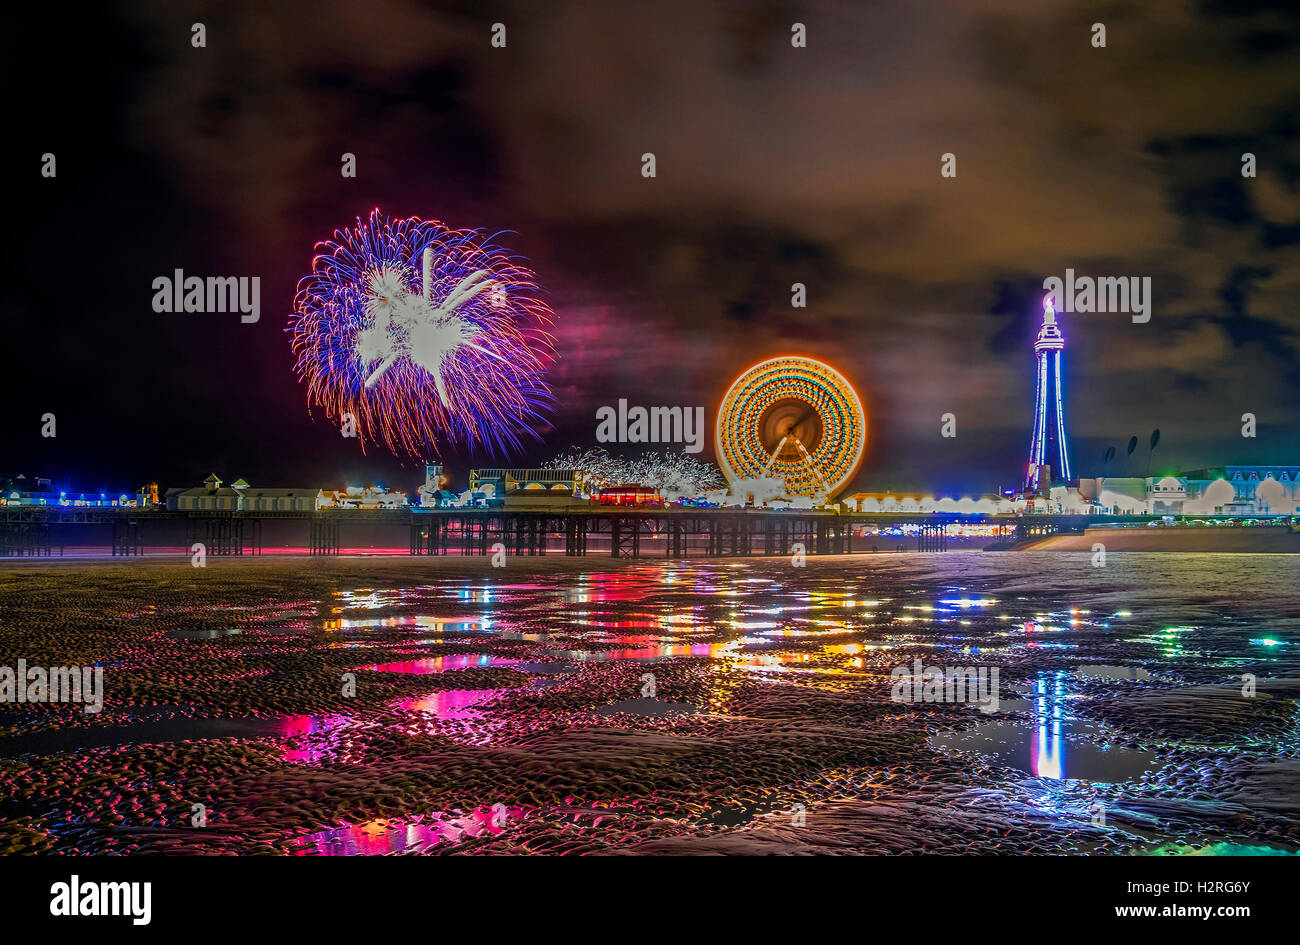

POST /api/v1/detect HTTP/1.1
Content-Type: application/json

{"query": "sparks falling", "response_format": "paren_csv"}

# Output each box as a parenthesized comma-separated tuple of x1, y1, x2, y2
(544, 447, 724, 496)
(289, 209, 554, 457)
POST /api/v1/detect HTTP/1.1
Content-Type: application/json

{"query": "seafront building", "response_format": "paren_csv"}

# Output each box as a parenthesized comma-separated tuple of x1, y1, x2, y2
(840, 468, 1300, 518)
(1081, 466, 1300, 516)
(5, 465, 1298, 517)
(165, 475, 318, 512)
(0, 474, 140, 508)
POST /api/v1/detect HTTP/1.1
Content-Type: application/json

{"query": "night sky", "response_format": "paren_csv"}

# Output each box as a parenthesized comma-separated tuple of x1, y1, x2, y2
(6, 1, 1299, 497)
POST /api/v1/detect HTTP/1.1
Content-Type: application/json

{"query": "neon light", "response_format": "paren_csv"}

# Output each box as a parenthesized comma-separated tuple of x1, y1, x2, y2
(1026, 298, 1071, 489)
(1054, 350, 1070, 481)
(715, 356, 865, 498)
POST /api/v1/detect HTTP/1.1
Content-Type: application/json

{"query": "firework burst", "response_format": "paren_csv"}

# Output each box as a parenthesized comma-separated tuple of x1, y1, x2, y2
(545, 447, 724, 497)
(289, 209, 554, 457)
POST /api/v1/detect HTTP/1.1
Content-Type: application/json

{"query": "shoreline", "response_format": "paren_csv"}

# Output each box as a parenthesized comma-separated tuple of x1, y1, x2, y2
(2, 527, 1297, 572)
(1021, 525, 1300, 553)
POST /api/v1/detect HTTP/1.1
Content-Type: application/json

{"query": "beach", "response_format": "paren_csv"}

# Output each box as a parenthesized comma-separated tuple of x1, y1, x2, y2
(1, 553, 1297, 855)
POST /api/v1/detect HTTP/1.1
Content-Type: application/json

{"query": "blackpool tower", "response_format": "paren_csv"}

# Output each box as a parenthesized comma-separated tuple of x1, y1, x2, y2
(1026, 296, 1071, 490)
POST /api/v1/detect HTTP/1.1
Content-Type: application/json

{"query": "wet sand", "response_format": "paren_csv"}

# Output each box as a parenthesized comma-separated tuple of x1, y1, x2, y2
(1, 554, 1297, 855)
(1024, 526, 1300, 553)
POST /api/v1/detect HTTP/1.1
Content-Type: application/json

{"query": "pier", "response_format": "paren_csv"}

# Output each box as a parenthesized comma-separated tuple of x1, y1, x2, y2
(0, 505, 1162, 558)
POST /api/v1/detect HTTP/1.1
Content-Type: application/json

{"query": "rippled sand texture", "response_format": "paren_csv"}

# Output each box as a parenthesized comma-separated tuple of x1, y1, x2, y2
(0, 553, 1298, 855)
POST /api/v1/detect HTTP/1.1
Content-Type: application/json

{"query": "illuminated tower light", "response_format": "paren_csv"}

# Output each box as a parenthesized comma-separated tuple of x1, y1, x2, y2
(1027, 297, 1071, 490)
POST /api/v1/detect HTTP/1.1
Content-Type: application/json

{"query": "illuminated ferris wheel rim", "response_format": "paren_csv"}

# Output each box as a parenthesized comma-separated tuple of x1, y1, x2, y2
(715, 356, 866, 499)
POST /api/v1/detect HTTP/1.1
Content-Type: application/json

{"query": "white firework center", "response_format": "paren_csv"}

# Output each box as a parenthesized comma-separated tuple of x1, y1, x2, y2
(354, 248, 509, 405)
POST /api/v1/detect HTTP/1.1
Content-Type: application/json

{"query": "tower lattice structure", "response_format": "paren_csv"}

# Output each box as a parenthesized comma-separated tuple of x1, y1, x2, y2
(1026, 297, 1071, 491)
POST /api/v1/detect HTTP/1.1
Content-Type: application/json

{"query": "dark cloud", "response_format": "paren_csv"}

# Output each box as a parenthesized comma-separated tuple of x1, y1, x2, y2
(3, 0, 1299, 494)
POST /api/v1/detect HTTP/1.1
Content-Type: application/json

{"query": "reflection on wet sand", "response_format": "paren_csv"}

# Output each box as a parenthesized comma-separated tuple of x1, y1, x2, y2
(2, 554, 1298, 855)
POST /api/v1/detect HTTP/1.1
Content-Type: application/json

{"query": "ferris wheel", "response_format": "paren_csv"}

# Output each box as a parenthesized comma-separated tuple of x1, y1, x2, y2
(715, 356, 866, 498)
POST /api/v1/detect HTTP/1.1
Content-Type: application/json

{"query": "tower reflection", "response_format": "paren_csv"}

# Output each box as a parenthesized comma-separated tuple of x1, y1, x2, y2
(1032, 671, 1066, 780)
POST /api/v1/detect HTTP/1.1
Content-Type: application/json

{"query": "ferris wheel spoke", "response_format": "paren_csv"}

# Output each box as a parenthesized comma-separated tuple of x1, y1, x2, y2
(792, 435, 831, 495)
(760, 435, 789, 477)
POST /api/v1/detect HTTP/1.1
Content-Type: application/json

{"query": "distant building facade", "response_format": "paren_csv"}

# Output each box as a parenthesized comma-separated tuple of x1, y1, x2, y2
(1083, 466, 1300, 516)
(165, 475, 315, 512)
(1, 474, 140, 508)
(594, 485, 663, 507)
(317, 485, 408, 510)
(469, 468, 586, 496)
